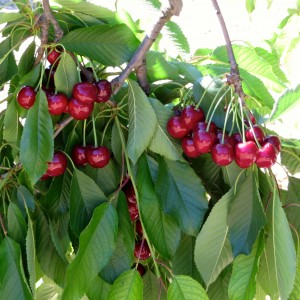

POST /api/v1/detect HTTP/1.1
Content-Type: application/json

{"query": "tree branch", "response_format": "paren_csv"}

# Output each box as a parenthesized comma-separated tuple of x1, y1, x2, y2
(111, 0, 183, 95)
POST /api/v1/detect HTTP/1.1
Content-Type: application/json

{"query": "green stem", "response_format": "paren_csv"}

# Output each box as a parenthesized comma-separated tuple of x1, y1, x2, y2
(238, 97, 246, 143)
(92, 111, 98, 147)
(221, 95, 233, 143)
(83, 120, 87, 147)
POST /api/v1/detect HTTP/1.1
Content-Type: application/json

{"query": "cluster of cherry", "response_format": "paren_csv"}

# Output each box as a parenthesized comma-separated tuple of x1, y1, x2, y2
(167, 105, 281, 169)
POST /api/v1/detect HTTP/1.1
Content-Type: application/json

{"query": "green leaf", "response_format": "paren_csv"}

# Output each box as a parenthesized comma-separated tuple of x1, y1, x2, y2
(0, 237, 33, 300)
(61, 24, 139, 66)
(17, 185, 35, 212)
(194, 188, 234, 287)
(70, 168, 107, 236)
(143, 271, 167, 300)
(228, 232, 265, 300)
(281, 147, 300, 175)
(36, 281, 62, 300)
(0, 12, 23, 24)
(173, 61, 202, 83)
(271, 85, 300, 120)
(107, 269, 143, 300)
(137, 154, 181, 259)
(87, 276, 111, 300)
(148, 98, 182, 161)
(246, 0, 256, 13)
(289, 234, 300, 300)
(54, 52, 78, 97)
(207, 266, 231, 300)
(127, 80, 157, 164)
(26, 216, 36, 296)
(227, 171, 266, 256)
(18, 41, 35, 78)
(18, 63, 41, 88)
(165, 21, 190, 53)
(156, 157, 208, 236)
(168, 275, 209, 300)
(20, 90, 54, 184)
(111, 120, 127, 164)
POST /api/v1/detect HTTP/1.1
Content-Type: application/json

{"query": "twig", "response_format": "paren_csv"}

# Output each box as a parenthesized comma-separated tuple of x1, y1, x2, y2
(54, 115, 74, 138)
(0, 213, 7, 236)
(111, 0, 183, 95)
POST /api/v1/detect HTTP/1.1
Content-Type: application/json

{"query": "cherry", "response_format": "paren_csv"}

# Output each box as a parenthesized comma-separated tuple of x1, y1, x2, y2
(135, 263, 146, 277)
(245, 125, 265, 145)
(47, 93, 68, 115)
(72, 82, 97, 104)
(180, 105, 205, 130)
(95, 79, 112, 103)
(86, 146, 110, 168)
(134, 240, 151, 260)
(128, 201, 139, 221)
(72, 145, 88, 166)
(47, 49, 61, 65)
(46, 151, 67, 177)
(216, 132, 235, 149)
(68, 98, 94, 120)
(211, 143, 234, 166)
(232, 132, 242, 144)
(244, 113, 257, 126)
(193, 121, 217, 134)
(123, 181, 136, 204)
(135, 219, 143, 236)
(193, 130, 216, 153)
(234, 141, 258, 168)
(181, 137, 202, 158)
(264, 135, 281, 153)
(17, 86, 36, 109)
(256, 143, 277, 168)
(167, 116, 189, 139)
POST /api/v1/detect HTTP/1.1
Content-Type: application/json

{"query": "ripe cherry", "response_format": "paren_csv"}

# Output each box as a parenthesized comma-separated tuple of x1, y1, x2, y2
(211, 143, 234, 166)
(17, 86, 36, 109)
(256, 143, 277, 168)
(72, 145, 88, 166)
(95, 79, 112, 103)
(47, 93, 68, 115)
(181, 137, 202, 158)
(86, 146, 110, 168)
(123, 181, 136, 204)
(245, 125, 265, 145)
(193, 130, 216, 153)
(128, 201, 139, 221)
(72, 82, 97, 104)
(167, 116, 189, 139)
(234, 141, 258, 168)
(68, 98, 94, 120)
(135, 263, 146, 277)
(216, 132, 235, 149)
(134, 240, 151, 260)
(180, 105, 205, 130)
(232, 132, 242, 144)
(193, 121, 217, 134)
(264, 135, 281, 153)
(47, 49, 61, 65)
(46, 151, 67, 177)
(135, 219, 143, 236)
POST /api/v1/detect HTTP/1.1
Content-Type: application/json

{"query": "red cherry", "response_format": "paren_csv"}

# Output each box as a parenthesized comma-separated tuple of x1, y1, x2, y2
(68, 98, 94, 120)
(17, 86, 36, 109)
(135, 219, 143, 236)
(193, 121, 217, 134)
(86, 146, 110, 168)
(136, 263, 146, 276)
(232, 132, 242, 144)
(128, 201, 139, 221)
(40, 173, 50, 180)
(244, 113, 257, 126)
(245, 125, 265, 145)
(216, 132, 235, 149)
(134, 240, 151, 260)
(72, 145, 88, 166)
(47, 49, 61, 65)
(180, 105, 205, 130)
(47, 93, 68, 115)
(256, 143, 277, 168)
(234, 141, 258, 168)
(167, 116, 189, 139)
(123, 181, 136, 204)
(181, 137, 202, 158)
(211, 143, 234, 166)
(193, 130, 216, 153)
(264, 135, 281, 153)
(95, 79, 112, 103)
(72, 82, 97, 104)
(46, 151, 67, 177)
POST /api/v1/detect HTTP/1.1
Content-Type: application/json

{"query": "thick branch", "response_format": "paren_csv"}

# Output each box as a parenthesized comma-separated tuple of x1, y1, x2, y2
(111, 0, 183, 95)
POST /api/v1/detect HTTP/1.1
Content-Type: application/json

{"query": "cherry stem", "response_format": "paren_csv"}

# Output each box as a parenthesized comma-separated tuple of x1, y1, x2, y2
(283, 203, 300, 208)
(92, 111, 98, 147)
(238, 97, 246, 143)
(0, 213, 7, 236)
(221, 96, 233, 143)
(83, 120, 87, 147)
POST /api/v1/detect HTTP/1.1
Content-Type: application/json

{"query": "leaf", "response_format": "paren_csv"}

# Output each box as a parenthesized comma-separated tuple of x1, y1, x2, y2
(18, 63, 41, 88)
(156, 157, 208, 236)
(228, 232, 265, 300)
(62, 203, 118, 299)
(165, 21, 190, 53)
(111, 119, 127, 164)
(281, 147, 300, 175)
(246, 0, 256, 13)
(36, 281, 62, 300)
(26, 216, 36, 296)
(289, 234, 300, 300)
(0, 12, 23, 24)
(149, 98, 182, 161)
(227, 171, 266, 256)
(18, 41, 35, 78)
(137, 154, 181, 259)
(20, 90, 54, 184)
(61, 24, 139, 66)
(87, 276, 111, 300)
(271, 85, 300, 120)
(0, 237, 33, 300)
(173, 61, 202, 83)
(54, 52, 78, 97)
(127, 80, 157, 164)
(168, 275, 209, 300)
(143, 271, 167, 300)
(194, 188, 234, 287)
(207, 266, 231, 300)
(107, 269, 143, 300)
(70, 168, 107, 236)
(17, 185, 35, 212)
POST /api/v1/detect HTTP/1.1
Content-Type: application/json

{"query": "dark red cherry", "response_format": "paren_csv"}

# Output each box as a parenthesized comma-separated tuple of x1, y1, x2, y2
(181, 137, 202, 158)
(264, 135, 281, 153)
(72, 145, 88, 166)
(193, 121, 217, 134)
(47, 93, 68, 115)
(180, 105, 205, 130)
(135, 219, 143, 236)
(95, 79, 112, 103)
(136, 263, 146, 277)
(134, 240, 151, 260)
(128, 201, 139, 221)
(17, 86, 36, 109)
(123, 181, 136, 204)
(256, 143, 277, 168)
(47, 49, 61, 65)
(46, 151, 67, 177)
(234, 141, 258, 168)
(216, 132, 235, 149)
(68, 98, 94, 120)
(232, 132, 242, 144)
(245, 125, 265, 145)
(193, 130, 216, 153)
(167, 116, 189, 139)
(211, 143, 234, 166)
(72, 82, 97, 104)
(244, 113, 257, 126)
(86, 146, 110, 168)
